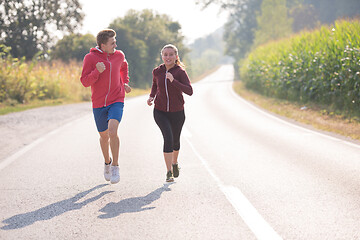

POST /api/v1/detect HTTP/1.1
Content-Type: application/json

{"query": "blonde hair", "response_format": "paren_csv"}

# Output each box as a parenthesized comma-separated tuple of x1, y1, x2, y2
(161, 44, 185, 68)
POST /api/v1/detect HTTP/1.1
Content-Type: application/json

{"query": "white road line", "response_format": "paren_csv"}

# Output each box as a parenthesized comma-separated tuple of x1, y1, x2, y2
(183, 127, 283, 240)
(0, 136, 48, 172)
(229, 83, 360, 150)
(0, 115, 91, 172)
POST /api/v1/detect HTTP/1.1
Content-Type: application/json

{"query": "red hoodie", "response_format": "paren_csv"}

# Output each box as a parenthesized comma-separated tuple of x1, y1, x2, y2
(150, 64, 193, 112)
(80, 47, 129, 108)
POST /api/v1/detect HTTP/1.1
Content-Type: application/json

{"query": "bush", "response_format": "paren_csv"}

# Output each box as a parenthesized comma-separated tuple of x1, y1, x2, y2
(241, 19, 360, 117)
(0, 45, 90, 104)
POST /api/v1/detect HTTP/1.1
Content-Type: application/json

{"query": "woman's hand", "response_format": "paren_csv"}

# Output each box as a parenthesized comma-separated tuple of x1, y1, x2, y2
(124, 83, 131, 93)
(147, 97, 154, 106)
(166, 72, 174, 82)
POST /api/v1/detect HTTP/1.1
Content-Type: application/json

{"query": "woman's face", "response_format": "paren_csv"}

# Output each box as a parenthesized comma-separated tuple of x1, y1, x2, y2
(162, 48, 177, 68)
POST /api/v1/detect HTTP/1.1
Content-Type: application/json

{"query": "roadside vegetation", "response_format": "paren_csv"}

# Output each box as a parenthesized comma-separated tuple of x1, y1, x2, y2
(196, 0, 360, 140)
(234, 81, 360, 141)
(240, 19, 360, 120)
(0, 45, 148, 115)
(1, 0, 360, 144)
(0, 1, 221, 114)
(234, 18, 360, 141)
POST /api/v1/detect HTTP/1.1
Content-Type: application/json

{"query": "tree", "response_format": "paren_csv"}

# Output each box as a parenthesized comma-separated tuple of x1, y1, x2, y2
(109, 9, 187, 88)
(51, 33, 96, 62)
(188, 27, 232, 78)
(254, 0, 293, 47)
(0, 0, 84, 59)
(289, 4, 319, 32)
(113, 24, 149, 88)
(303, 0, 360, 24)
(199, 0, 360, 64)
(287, 0, 359, 32)
(198, 0, 262, 63)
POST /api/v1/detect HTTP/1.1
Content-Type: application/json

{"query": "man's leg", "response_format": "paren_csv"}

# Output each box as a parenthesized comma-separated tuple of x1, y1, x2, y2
(108, 119, 120, 166)
(99, 130, 111, 164)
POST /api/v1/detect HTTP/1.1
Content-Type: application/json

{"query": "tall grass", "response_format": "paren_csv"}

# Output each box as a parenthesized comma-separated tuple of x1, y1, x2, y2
(240, 19, 360, 117)
(0, 45, 90, 106)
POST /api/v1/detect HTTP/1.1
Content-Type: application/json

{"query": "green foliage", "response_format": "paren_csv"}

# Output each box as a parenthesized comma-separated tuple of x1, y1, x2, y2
(51, 33, 96, 62)
(197, 0, 262, 62)
(304, 0, 360, 24)
(254, 0, 293, 47)
(189, 49, 221, 78)
(200, 0, 360, 68)
(188, 27, 232, 78)
(288, 0, 360, 32)
(222, 0, 262, 61)
(0, 0, 84, 59)
(240, 19, 360, 117)
(109, 9, 186, 88)
(289, 4, 320, 32)
(0, 44, 89, 105)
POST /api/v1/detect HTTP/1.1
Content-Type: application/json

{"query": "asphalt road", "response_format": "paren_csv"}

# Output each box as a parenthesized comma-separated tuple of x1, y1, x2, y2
(1, 65, 360, 239)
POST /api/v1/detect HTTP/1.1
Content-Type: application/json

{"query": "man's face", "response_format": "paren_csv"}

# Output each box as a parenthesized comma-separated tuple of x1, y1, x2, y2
(101, 36, 117, 54)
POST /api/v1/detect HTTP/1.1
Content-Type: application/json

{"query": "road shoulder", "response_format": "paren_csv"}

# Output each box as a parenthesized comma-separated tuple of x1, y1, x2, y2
(0, 102, 92, 161)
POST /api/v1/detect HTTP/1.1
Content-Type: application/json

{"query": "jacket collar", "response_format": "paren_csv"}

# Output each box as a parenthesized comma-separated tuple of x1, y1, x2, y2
(90, 46, 105, 54)
(95, 46, 103, 53)
(90, 47, 117, 57)
(162, 63, 178, 71)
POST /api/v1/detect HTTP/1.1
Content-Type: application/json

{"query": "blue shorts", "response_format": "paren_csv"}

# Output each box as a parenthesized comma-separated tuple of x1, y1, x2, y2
(93, 102, 124, 132)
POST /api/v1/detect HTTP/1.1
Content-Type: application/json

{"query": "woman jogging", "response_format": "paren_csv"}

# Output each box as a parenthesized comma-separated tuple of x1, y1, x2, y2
(147, 44, 193, 182)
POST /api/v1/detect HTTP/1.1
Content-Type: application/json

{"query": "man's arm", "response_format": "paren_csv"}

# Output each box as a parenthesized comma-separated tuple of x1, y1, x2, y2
(120, 59, 129, 85)
(80, 55, 102, 87)
(124, 83, 131, 93)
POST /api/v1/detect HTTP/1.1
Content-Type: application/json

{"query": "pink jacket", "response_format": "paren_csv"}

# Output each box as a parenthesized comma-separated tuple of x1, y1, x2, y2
(150, 64, 193, 112)
(80, 47, 129, 108)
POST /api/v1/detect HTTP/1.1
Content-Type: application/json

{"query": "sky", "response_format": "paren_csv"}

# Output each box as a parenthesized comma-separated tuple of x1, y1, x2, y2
(78, 0, 228, 44)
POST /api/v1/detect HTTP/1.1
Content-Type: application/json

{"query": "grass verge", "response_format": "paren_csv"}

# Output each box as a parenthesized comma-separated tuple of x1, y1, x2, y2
(191, 66, 221, 83)
(233, 81, 360, 141)
(0, 87, 150, 116)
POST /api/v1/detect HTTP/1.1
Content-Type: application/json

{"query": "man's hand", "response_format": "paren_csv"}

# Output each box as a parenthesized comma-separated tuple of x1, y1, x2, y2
(96, 62, 106, 73)
(124, 83, 132, 93)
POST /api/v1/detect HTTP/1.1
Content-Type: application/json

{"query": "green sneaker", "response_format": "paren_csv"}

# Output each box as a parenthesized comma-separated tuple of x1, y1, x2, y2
(166, 170, 174, 182)
(172, 163, 180, 178)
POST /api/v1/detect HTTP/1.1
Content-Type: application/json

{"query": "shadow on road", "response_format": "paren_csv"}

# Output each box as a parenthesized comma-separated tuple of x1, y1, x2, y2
(1, 184, 113, 230)
(98, 182, 174, 219)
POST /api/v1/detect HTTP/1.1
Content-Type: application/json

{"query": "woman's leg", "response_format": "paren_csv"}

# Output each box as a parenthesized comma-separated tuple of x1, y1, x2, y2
(154, 109, 174, 172)
(163, 152, 173, 172)
(169, 110, 185, 178)
(172, 150, 179, 165)
(170, 110, 186, 164)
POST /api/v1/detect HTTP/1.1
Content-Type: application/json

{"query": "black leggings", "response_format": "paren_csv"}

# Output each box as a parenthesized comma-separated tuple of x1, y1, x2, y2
(153, 108, 185, 153)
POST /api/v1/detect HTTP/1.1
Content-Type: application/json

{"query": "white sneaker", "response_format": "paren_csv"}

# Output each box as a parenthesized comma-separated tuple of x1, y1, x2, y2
(110, 165, 120, 184)
(104, 158, 112, 181)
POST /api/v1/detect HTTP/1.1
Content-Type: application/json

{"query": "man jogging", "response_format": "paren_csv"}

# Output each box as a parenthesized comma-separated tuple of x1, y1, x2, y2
(80, 29, 131, 184)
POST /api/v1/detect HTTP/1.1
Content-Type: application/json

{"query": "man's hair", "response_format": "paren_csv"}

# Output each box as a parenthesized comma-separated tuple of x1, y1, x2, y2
(96, 29, 116, 47)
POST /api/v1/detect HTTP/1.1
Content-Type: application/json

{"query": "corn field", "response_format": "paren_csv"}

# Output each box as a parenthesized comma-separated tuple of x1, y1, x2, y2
(240, 19, 360, 117)
(0, 45, 90, 105)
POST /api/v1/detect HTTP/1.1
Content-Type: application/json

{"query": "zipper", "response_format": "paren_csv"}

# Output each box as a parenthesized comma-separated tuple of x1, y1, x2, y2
(165, 70, 170, 112)
(104, 55, 112, 107)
